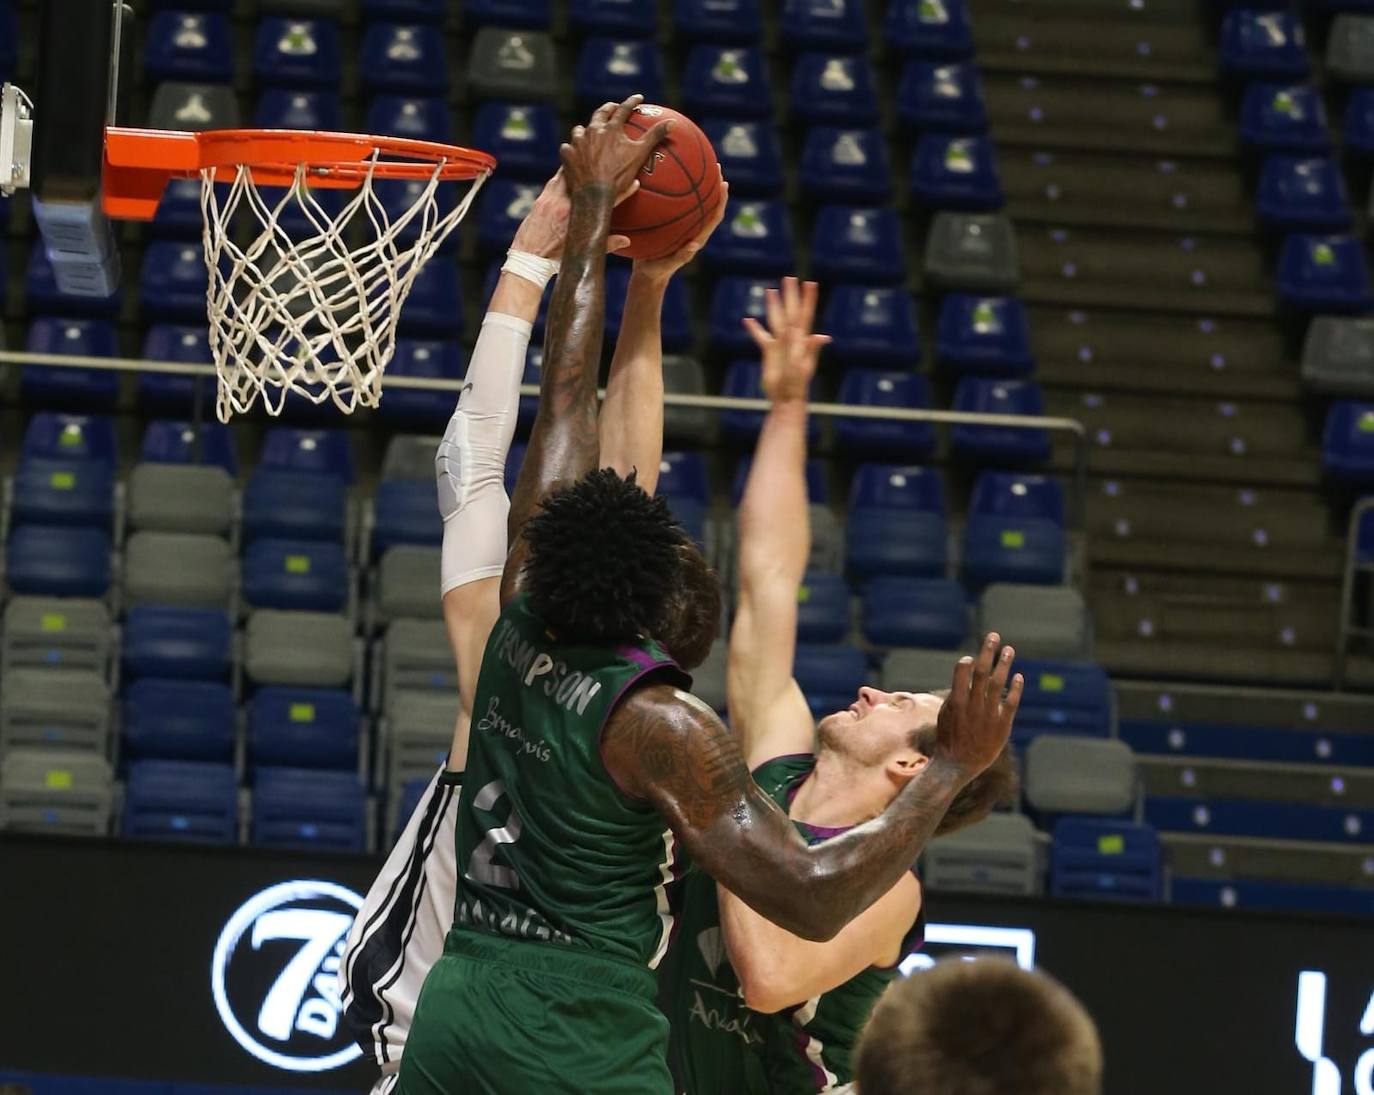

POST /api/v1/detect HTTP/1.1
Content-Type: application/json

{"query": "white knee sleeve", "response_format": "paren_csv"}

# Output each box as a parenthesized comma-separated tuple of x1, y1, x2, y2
(436, 312, 532, 595)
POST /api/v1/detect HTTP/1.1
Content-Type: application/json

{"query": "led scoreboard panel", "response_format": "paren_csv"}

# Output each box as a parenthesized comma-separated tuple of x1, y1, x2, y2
(1, 835, 1370, 1094)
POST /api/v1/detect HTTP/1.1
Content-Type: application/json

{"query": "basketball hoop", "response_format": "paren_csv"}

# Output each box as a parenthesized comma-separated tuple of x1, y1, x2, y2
(104, 127, 495, 421)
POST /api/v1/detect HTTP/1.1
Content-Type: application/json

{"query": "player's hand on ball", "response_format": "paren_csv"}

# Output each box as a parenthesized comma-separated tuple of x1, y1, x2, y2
(632, 169, 729, 284)
(934, 634, 1023, 779)
(561, 94, 672, 199)
(742, 276, 830, 405)
(511, 169, 632, 258)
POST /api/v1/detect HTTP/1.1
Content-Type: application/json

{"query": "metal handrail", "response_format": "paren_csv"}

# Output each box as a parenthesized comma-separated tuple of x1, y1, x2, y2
(1334, 495, 1374, 689)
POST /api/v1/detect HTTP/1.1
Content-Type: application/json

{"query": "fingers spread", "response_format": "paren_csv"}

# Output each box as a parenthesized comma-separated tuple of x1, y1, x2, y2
(1001, 674, 1025, 726)
(763, 286, 783, 338)
(991, 644, 1014, 694)
(948, 655, 974, 706)
(741, 315, 773, 349)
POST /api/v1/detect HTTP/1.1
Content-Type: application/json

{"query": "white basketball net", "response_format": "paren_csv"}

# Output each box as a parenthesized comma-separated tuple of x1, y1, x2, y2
(200, 155, 487, 422)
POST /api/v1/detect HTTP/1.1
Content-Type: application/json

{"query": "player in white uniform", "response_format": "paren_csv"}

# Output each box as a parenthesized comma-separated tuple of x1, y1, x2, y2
(338, 159, 727, 1095)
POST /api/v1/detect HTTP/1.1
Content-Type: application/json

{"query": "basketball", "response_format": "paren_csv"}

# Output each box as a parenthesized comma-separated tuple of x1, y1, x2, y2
(611, 104, 723, 261)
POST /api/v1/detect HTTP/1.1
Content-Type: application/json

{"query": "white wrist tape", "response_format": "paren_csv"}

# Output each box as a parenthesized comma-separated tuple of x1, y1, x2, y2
(501, 249, 561, 291)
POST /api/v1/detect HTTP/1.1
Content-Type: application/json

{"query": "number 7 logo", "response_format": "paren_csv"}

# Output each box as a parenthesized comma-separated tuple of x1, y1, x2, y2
(1297, 971, 1343, 1095)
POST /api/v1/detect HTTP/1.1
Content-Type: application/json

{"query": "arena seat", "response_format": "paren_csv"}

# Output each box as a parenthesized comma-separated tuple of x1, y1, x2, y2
(122, 760, 238, 844)
(963, 516, 1065, 587)
(884, 0, 974, 58)
(140, 241, 210, 323)
(366, 95, 452, 144)
(260, 428, 355, 482)
(793, 643, 869, 719)
(795, 572, 852, 643)
(662, 358, 715, 442)
(701, 119, 784, 195)
(910, 134, 1004, 211)
(860, 576, 966, 648)
(147, 81, 241, 131)
(378, 620, 459, 713)
(22, 318, 120, 411)
(701, 199, 795, 276)
(398, 256, 465, 336)
(1321, 401, 1374, 483)
(370, 480, 442, 558)
(575, 39, 665, 109)
(1025, 735, 1137, 817)
(1276, 234, 1374, 313)
(464, 0, 551, 28)
(10, 459, 115, 530)
(472, 103, 561, 180)
(882, 646, 963, 691)
(255, 87, 344, 131)
(251, 767, 368, 852)
(139, 326, 214, 415)
(140, 419, 238, 475)
(896, 60, 986, 133)
(810, 205, 907, 284)
(922, 812, 1040, 896)
(4, 527, 112, 599)
(674, 0, 761, 41)
(361, 23, 449, 94)
(144, 11, 234, 83)
(123, 679, 237, 763)
(374, 178, 462, 248)
(709, 276, 775, 354)
(570, 0, 658, 36)
(1219, 9, 1309, 79)
(845, 464, 947, 581)
(1302, 316, 1374, 394)
(243, 470, 349, 546)
(1050, 819, 1162, 902)
(1011, 659, 1112, 745)
(1326, 13, 1374, 83)
(979, 583, 1091, 658)
(385, 689, 459, 790)
(972, 471, 1064, 523)
(0, 596, 109, 678)
(923, 212, 1020, 291)
(376, 339, 465, 425)
(124, 532, 234, 610)
(253, 18, 342, 88)
(823, 284, 920, 368)
(1254, 156, 1352, 232)
(249, 687, 360, 769)
(656, 451, 711, 506)
(148, 177, 209, 238)
(800, 128, 893, 204)
(22, 414, 117, 468)
(26, 243, 122, 317)
(781, 0, 867, 50)
(242, 539, 350, 614)
(0, 749, 113, 837)
(682, 46, 773, 118)
(790, 54, 878, 124)
(245, 609, 355, 689)
(0, 667, 111, 757)
(122, 605, 233, 682)
(833, 368, 936, 459)
(373, 545, 443, 624)
(721, 360, 818, 446)
(1343, 87, 1374, 158)
(1171, 878, 1374, 917)
(467, 29, 558, 99)
(381, 434, 442, 483)
(605, 265, 694, 351)
(1145, 797, 1374, 844)
(936, 294, 1034, 377)
(950, 378, 1052, 465)
(1238, 82, 1330, 153)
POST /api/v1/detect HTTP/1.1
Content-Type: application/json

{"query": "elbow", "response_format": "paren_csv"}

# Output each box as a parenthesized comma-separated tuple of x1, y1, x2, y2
(733, 958, 799, 1014)
(738, 978, 793, 1015)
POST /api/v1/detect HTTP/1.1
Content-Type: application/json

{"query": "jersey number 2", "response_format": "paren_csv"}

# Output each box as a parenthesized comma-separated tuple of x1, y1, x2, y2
(465, 779, 522, 890)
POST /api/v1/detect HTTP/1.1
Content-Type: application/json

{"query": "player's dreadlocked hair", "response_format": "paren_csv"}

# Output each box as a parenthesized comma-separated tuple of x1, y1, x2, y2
(523, 467, 695, 646)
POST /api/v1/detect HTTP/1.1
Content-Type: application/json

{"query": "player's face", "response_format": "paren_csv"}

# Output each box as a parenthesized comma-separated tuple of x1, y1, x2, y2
(817, 687, 943, 768)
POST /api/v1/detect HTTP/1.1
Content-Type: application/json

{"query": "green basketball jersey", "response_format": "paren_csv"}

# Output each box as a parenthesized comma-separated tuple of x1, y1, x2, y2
(453, 594, 691, 968)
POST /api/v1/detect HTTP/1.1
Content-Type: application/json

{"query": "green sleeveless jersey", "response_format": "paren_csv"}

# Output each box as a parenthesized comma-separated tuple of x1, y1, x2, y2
(453, 594, 691, 968)
(662, 755, 925, 1094)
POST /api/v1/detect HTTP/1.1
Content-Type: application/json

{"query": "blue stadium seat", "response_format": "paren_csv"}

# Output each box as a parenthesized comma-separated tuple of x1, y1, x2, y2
(682, 46, 772, 118)
(242, 539, 350, 613)
(674, 0, 762, 42)
(123, 605, 233, 681)
(479, 180, 542, 256)
(571, 0, 657, 36)
(1145, 797, 1374, 844)
(252, 767, 367, 851)
(801, 128, 892, 204)
(22, 414, 117, 467)
(372, 480, 442, 556)
(124, 760, 239, 844)
(823, 285, 920, 367)
(26, 243, 122, 318)
(1013, 658, 1111, 744)
(374, 178, 463, 248)
(861, 576, 966, 647)
(963, 515, 1065, 586)
(366, 95, 453, 144)
(243, 470, 348, 545)
(794, 644, 869, 720)
(795, 572, 852, 643)
(1219, 9, 1309, 79)
(364, 0, 447, 17)
(897, 60, 987, 132)
(605, 266, 694, 351)
(834, 369, 936, 459)
(141, 419, 238, 475)
(1171, 878, 1374, 917)
(472, 103, 561, 180)
(144, 11, 234, 83)
(1255, 156, 1352, 232)
(701, 199, 795, 275)
(1050, 819, 1162, 902)
(910, 135, 1004, 211)
(709, 276, 775, 355)
(464, 0, 552, 28)
(361, 23, 449, 94)
(971, 470, 1064, 522)
(1277, 234, 1374, 313)
(1344, 87, 1374, 159)
(377, 339, 465, 425)
(396, 256, 465, 336)
(1239, 82, 1330, 153)
(732, 458, 830, 505)
(701, 119, 785, 196)
(1119, 718, 1374, 768)
(780, 0, 867, 51)
(147, 177, 205, 239)
(10, 459, 115, 530)
(576, 39, 665, 109)
(846, 464, 947, 581)
(23, 318, 120, 411)
(721, 360, 820, 446)
(249, 687, 359, 769)
(260, 428, 355, 482)
(123, 679, 236, 763)
(5, 526, 112, 598)
(811, 206, 906, 284)
(885, 0, 974, 58)
(790, 54, 878, 124)
(950, 379, 1052, 465)
(393, 777, 432, 840)
(140, 241, 209, 323)
(1323, 401, 1374, 484)
(936, 294, 1034, 377)
(254, 18, 342, 88)
(656, 451, 711, 506)
(255, 88, 344, 131)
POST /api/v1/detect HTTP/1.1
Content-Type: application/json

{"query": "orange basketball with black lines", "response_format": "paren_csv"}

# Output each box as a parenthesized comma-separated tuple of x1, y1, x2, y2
(611, 105, 723, 261)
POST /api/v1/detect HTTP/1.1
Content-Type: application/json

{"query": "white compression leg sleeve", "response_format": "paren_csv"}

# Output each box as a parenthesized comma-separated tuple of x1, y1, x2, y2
(436, 312, 531, 594)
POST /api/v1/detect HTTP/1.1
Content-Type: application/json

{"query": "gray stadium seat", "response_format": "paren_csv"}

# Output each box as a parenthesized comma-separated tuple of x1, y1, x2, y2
(386, 689, 461, 792)
(0, 749, 113, 835)
(922, 812, 1041, 896)
(882, 648, 963, 693)
(127, 463, 235, 537)
(245, 609, 354, 688)
(124, 531, 235, 610)
(692, 642, 728, 714)
(1024, 735, 1138, 815)
(662, 357, 715, 444)
(1327, 15, 1374, 84)
(147, 82, 241, 131)
(382, 434, 442, 483)
(923, 212, 1020, 292)
(0, 668, 112, 758)
(979, 584, 1091, 659)
(467, 29, 557, 102)
(378, 618, 459, 717)
(2, 597, 113, 676)
(373, 546, 443, 626)
(1301, 316, 1374, 396)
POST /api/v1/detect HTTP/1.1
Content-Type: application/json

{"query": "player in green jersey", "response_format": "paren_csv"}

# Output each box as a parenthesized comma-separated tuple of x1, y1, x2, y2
(400, 97, 1023, 1095)
(659, 278, 1020, 1094)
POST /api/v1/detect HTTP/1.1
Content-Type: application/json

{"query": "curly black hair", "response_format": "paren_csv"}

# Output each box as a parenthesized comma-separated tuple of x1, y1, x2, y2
(522, 467, 700, 647)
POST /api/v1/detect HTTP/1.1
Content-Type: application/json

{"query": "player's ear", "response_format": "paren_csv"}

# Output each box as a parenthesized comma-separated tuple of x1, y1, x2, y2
(888, 749, 928, 784)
